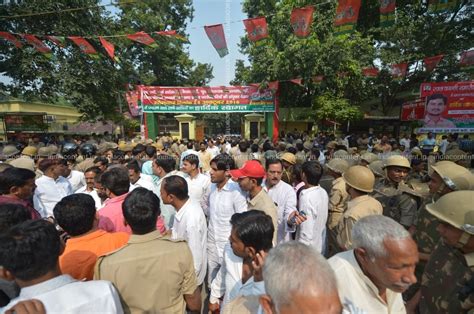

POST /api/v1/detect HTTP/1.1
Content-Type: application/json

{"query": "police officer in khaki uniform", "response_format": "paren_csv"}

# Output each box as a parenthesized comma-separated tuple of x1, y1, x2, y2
(336, 165, 383, 251)
(94, 188, 201, 313)
(359, 152, 379, 167)
(74, 144, 97, 172)
(326, 159, 350, 230)
(415, 191, 474, 313)
(372, 155, 420, 229)
(280, 152, 296, 185)
(404, 161, 474, 301)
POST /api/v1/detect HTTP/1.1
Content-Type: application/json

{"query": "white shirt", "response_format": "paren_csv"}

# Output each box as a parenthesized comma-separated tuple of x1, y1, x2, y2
(171, 199, 208, 285)
(66, 170, 86, 192)
(207, 146, 220, 158)
(185, 173, 211, 216)
(130, 176, 157, 193)
(1, 275, 123, 314)
(439, 139, 448, 154)
(208, 180, 248, 258)
(210, 243, 265, 308)
(399, 138, 411, 152)
(156, 170, 185, 229)
(75, 186, 102, 210)
(34, 175, 73, 217)
(329, 250, 406, 314)
(264, 180, 297, 244)
(296, 185, 328, 254)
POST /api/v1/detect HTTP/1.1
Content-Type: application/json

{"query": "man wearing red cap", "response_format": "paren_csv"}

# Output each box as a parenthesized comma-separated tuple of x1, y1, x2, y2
(230, 160, 278, 244)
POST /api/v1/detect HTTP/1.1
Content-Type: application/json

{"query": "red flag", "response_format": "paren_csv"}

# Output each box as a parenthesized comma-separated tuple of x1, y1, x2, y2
(0, 32, 23, 48)
(46, 36, 66, 47)
(460, 50, 474, 67)
(68, 36, 99, 58)
(20, 34, 51, 54)
(99, 37, 118, 62)
(380, 0, 396, 26)
(156, 30, 177, 36)
(423, 55, 444, 72)
(290, 6, 314, 38)
(290, 78, 303, 86)
(268, 81, 279, 90)
(312, 75, 324, 82)
(362, 67, 379, 77)
(334, 0, 362, 35)
(204, 24, 229, 58)
(243, 17, 269, 42)
(390, 62, 408, 79)
(127, 32, 157, 47)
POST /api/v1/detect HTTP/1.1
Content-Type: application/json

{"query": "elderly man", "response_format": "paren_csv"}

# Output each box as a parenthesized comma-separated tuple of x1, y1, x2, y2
(329, 215, 418, 313)
(257, 242, 343, 314)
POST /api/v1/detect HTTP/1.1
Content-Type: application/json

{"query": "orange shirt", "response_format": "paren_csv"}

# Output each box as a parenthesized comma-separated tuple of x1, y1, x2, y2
(60, 229, 129, 280)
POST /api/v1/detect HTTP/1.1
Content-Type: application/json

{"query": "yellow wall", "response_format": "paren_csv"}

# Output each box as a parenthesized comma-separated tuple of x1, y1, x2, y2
(0, 100, 82, 140)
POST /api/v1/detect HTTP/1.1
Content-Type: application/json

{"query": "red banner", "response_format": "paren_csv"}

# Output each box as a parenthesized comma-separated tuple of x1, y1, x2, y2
(390, 62, 408, 79)
(400, 99, 425, 121)
(419, 81, 474, 131)
(127, 32, 157, 47)
(20, 34, 51, 54)
(243, 17, 269, 42)
(0, 32, 23, 48)
(362, 67, 379, 77)
(68, 37, 99, 57)
(460, 50, 474, 67)
(99, 37, 118, 62)
(204, 24, 229, 58)
(334, 0, 361, 35)
(125, 90, 140, 117)
(46, 36, 66, 47)
(268, 81, 279, 90)
(290, 6, 314, 38)
(424, 54, 443, 72)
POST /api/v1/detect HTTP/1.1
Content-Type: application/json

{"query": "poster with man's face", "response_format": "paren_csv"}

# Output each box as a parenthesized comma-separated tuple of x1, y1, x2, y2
(418, 82, 474, 133)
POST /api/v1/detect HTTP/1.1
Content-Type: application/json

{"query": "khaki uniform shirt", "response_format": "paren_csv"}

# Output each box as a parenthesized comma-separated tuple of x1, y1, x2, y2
(74, 158, 95, 173)
(247, 189, 279, 244)
(94, 230, 197, 314)
(336, 195, 383, 250)
(327, 177, 349, 229)
(198, 150, 212, 173)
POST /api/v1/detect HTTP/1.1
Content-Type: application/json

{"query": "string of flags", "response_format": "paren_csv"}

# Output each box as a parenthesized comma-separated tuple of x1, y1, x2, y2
(0, 0, 469, 66)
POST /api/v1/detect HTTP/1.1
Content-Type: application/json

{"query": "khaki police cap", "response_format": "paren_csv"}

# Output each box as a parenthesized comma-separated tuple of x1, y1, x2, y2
(22, 146, 37, 157)
(2, 145, 20, 157)
(326, 158, 349, 174)
(280, 152, 296, 165)
(426, 191, 474, 235)
(383, 155, 411, 169)
(431, 161, 474, 191)
(343, 165, 375, 193)
(368, 160, 384, 177)
(37, 147, 51, 157)
(360, 152, 379, 164)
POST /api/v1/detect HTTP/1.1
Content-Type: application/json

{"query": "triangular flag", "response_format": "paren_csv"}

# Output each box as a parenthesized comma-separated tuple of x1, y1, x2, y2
(20, 34, 52, 56)
(390, 62, 408, 79)
(290, 6, 314, 38)
(46, 36, 66, 47)
(99, 37, 119, 62)
(460, 50, 474, 67)
(23, 35, 51, 52)
(423, 55, 444, 72)
(334, 0, 362, 35)
(290, 78, 304, 86)
(0, 32, 23, 48)
(312, 75, 324, 82)
(68, 36, 100, 59)
(362, 67, 379, 77)
(156, 30, 177, 36)
(243, 17, 269, 42)
(127, 32, 158, 48)
(204, 24, 229, 58)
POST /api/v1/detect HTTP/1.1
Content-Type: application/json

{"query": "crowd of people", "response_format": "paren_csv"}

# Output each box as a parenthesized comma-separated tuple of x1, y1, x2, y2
(0, 129, 473, 314)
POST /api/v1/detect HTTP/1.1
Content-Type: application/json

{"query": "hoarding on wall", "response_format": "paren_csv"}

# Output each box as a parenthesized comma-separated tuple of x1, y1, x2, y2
(4, 114, 47, 132)
(417, 81, 474, 133)
(139, 86, 275, 113)
(400, 99, 425, 121)
(125, 90, 140, 117)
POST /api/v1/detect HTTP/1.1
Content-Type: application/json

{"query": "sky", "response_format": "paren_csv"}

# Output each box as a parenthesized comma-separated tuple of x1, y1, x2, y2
(187, 0, 248, 86)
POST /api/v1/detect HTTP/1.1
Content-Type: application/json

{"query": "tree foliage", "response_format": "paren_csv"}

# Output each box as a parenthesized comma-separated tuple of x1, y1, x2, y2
(233, 0, 473, 125)
(0, 0, 213, 121)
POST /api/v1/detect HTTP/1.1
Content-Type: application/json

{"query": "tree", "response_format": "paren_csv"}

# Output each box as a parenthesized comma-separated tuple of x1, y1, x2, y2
(234, 0, 473, 126)
(0, 0, 213, 121)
